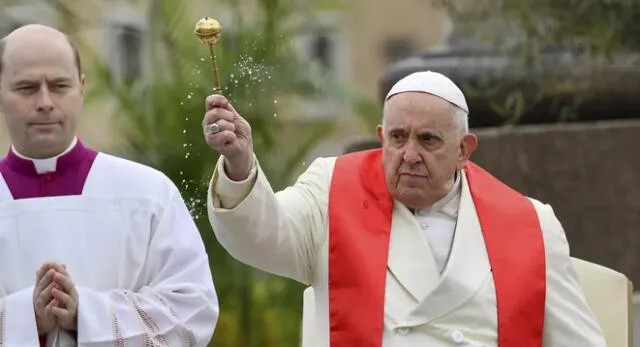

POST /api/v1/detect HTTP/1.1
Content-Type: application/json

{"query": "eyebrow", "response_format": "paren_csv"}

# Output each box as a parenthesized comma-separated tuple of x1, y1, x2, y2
(11, 77, 73, 85)
(387, 126, 408, 133)
(417, 129, 442, 136)
(387, 127, 440, 134)
(49, 77, 73, 84)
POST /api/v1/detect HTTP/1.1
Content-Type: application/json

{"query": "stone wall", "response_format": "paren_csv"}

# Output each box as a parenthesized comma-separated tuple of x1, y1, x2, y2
(344, 119, 640, 287)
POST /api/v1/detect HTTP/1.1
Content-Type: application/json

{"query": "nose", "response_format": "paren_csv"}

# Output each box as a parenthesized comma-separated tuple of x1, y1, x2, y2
(36, 87, 54, 113)
(402, 141, 422, 165)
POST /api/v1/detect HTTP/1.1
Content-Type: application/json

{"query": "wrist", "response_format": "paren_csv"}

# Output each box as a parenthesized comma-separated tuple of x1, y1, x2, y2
(36, 321, 50, 336)
(223, 153, 254, 181)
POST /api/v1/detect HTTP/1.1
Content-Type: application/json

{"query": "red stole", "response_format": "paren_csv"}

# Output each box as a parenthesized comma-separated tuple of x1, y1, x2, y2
(327, 149, 546, 346)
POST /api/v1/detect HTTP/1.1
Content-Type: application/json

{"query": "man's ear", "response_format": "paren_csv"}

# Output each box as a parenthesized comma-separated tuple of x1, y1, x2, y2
(457, 133, 478, 170)
(79, 74, 86, 96)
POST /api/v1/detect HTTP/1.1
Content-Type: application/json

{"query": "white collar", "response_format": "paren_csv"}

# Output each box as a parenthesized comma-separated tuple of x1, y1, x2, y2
(414, 171, 462, 219)
(11, 137, 78, 174)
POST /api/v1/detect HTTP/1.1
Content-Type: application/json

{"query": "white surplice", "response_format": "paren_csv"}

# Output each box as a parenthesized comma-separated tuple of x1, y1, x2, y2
(0, 152, 219, 346)
(207, 155, 606, 347)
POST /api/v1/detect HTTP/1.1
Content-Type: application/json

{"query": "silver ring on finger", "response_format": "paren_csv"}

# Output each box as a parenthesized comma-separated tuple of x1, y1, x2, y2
(208, 122, 220, 134)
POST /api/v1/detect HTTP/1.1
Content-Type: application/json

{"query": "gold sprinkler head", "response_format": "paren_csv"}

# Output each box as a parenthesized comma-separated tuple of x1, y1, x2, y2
(194, 17, 222, 45)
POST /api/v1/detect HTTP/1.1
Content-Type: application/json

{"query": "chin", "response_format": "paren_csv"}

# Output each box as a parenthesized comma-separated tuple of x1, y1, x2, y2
(392, 190, 425, 208)
(30, 137, 67, 153)
(32, 135, 61, 146)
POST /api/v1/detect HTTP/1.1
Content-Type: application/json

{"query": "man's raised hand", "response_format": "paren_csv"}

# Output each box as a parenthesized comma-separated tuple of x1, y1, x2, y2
(202, 94, 254, 181)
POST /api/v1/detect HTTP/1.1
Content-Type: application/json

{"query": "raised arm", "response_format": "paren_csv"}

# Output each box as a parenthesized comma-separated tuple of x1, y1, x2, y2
(207, 155, 333, 284)
(201, 94, 331, 284)
(75, 183, 219, 346)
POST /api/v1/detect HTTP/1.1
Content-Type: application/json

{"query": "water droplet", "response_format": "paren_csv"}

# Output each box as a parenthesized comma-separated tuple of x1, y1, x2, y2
(274, 99, 278, 104)
(273, 113, 277, 117)
(182, 130, 187, 134)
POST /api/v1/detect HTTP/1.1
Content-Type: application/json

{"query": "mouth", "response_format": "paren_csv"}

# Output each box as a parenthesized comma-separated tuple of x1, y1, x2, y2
(29, 122, 62, 132)
(399, 173, 426, 178)
(30, 122, 61, 127)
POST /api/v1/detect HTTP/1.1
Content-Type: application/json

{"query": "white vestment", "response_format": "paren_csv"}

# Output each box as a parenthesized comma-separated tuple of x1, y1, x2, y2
(207, 155, 606, 347)
(0, 150, 219, 346)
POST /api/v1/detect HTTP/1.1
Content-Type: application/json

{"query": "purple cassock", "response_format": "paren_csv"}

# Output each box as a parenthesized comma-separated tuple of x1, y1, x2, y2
(0, 140, 97, 200)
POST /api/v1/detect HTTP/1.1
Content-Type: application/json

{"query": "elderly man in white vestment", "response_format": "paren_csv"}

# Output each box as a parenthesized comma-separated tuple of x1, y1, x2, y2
(0, 25, 219, 346)
(202, 70, 607, 346)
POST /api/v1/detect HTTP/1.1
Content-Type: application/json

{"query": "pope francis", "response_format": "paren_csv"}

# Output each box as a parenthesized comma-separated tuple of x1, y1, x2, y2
(202, 71, 607, 346)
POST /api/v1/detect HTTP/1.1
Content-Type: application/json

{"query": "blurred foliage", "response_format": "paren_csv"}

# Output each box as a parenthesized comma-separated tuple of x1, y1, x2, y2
(63, 0, 344, 346)
(426, 0, 640, 125)
(355, 97, 384, 132)
(434, 0, 640, 58)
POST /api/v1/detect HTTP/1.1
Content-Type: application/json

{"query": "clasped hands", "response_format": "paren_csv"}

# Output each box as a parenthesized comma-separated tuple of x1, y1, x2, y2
(33, 262, 79, 336)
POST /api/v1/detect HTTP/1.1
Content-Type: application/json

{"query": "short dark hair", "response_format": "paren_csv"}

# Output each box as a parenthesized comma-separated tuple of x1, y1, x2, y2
(0, 35, 82, 80)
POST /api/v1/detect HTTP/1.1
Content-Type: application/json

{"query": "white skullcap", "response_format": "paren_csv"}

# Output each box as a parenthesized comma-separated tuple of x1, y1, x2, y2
(385, 71, 468, 113)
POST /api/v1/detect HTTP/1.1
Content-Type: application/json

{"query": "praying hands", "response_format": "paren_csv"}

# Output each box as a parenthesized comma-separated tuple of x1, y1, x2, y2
(33, 263, 79, 335)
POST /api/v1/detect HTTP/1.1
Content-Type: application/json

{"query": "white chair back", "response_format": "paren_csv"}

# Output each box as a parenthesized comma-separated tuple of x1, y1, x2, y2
(571, 257, 634, 347)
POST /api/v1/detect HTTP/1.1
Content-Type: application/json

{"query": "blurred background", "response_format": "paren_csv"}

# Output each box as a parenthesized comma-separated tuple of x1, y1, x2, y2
(0, 0, 638, 345)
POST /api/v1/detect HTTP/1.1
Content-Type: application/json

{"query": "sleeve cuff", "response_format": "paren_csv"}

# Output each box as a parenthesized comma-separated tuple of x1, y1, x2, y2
(212, 155, 258, 207)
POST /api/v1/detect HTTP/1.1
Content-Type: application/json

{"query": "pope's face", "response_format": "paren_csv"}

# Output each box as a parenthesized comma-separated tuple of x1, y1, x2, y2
(376, 92, 477, 210)
(0, 36, 85, 159)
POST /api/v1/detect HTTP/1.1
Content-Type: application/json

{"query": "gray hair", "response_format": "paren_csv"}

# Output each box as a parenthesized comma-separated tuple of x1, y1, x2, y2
(453, 106, 469, 134)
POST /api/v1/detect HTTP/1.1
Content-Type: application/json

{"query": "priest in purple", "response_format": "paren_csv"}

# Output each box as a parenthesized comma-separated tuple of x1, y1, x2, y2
(0, 25, 219, 346)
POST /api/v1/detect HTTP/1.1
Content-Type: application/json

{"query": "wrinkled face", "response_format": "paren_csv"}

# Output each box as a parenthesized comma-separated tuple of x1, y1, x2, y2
(376, 92, 477, 210)
(0, 39, 85, 159)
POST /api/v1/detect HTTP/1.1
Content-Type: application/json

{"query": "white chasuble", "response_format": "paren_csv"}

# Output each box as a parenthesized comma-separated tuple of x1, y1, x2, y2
(0, 141, 219, 346)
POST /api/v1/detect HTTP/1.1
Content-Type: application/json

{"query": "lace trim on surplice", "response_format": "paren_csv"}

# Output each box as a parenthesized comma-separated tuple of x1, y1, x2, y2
(0, 300, 5, 347)
(123, 291, 170, 347)
(110, 293, 126, 347)
(151, 291, 196, 347)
